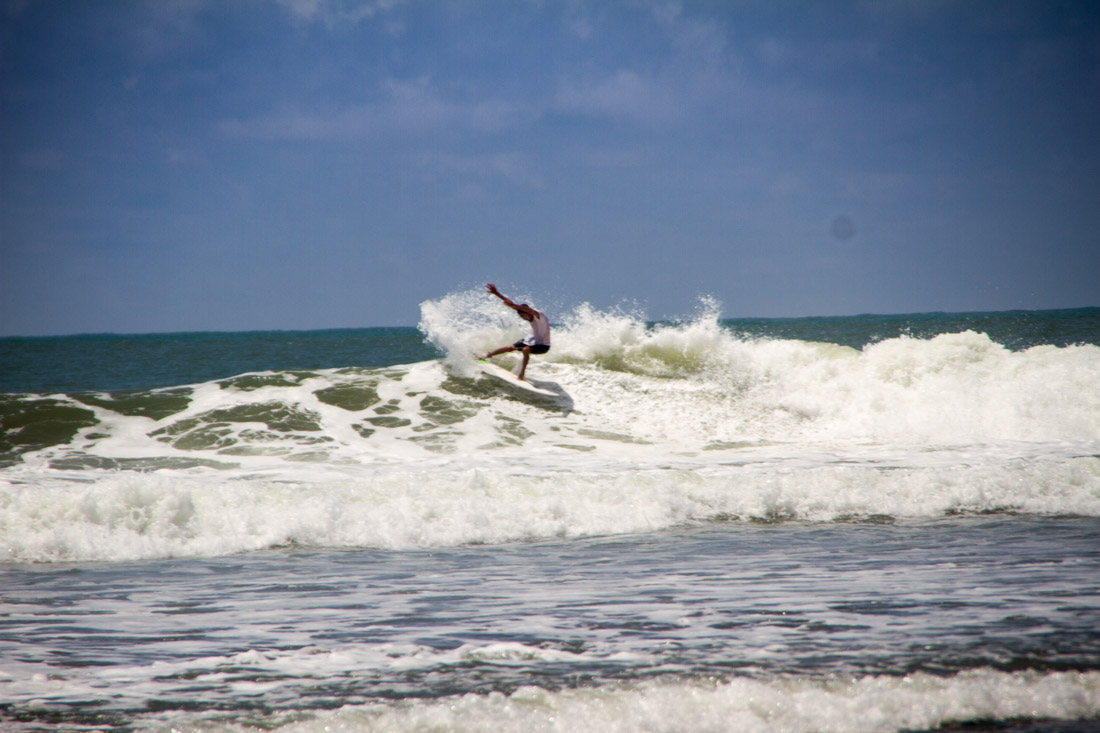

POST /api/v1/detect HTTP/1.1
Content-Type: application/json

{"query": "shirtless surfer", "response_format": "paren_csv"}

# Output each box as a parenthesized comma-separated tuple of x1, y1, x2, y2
(479, 283, 551, 381)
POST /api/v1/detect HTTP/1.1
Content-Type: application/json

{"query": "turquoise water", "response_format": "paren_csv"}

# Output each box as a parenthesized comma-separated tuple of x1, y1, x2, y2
(725, 307, 1100, 350)
(3, 307, 1096, 394)
(0, 327, 438, 394)
(2, 301, 1099, 731)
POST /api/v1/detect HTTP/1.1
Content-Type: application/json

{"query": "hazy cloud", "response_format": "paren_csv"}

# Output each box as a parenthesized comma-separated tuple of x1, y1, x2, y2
(219, 78, 527, 141)
(275, 0, 405, 27)
(555, 69, 681, 122)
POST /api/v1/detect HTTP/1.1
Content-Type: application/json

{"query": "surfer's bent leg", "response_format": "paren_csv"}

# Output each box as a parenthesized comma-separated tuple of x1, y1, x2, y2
(518, 345, 532, 380)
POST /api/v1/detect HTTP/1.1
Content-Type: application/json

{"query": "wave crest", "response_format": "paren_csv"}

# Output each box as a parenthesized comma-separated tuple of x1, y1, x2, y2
(4, 458, 1099, 562)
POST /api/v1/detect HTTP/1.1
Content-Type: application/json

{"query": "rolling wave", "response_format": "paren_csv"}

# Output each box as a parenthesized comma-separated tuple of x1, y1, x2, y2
(2, 299, 1098, 563)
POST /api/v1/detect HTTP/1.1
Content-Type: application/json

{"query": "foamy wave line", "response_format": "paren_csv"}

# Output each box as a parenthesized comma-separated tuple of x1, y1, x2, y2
(12, 643, 1097, 731)
(0, 641, 646, 712)
(203, 669, 1100, 733)
(3, 457, 1099, 563)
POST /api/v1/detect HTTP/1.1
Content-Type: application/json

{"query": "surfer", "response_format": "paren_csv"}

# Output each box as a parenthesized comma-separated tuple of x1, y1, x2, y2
(479, 283, 551, 381)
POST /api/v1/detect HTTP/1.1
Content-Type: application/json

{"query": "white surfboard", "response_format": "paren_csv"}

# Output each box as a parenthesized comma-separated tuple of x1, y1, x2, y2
(477, 360, 559, 398)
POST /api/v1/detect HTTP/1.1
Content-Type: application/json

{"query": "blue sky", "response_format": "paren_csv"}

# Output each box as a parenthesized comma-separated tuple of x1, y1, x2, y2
(2, 0, 1098, 336)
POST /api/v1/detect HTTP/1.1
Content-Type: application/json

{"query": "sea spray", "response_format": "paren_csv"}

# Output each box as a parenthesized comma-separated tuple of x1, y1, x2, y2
(418, 286, 550, 374)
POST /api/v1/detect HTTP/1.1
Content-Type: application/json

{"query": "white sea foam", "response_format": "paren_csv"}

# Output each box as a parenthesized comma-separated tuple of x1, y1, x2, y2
(3, 455, 1099, 562)
(151, 669, 1100, 733)
(12, 637, 1096, 733)
(0, 640, 647, 715)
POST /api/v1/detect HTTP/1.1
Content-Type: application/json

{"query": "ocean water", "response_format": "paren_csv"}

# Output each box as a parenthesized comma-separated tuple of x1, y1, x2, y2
(2, 295, 1099, 732)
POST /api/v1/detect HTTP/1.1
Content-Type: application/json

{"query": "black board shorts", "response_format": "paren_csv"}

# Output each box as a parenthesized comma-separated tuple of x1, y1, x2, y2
(513, 341, 550, 354)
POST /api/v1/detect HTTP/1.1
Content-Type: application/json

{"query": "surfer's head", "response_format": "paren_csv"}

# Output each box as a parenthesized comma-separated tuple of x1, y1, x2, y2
(518, 305, 534, 321)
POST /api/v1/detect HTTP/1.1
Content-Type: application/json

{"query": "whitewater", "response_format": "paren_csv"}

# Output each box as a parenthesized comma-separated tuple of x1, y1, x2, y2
(1, 295, 1098, 731)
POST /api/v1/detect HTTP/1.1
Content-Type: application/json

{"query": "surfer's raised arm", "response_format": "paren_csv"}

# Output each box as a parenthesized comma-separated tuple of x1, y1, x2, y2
(485, 283, 538, 320)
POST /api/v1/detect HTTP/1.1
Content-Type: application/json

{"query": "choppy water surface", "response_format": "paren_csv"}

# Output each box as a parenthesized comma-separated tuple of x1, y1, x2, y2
(2, 299, 1099, 731)
(5, 518, 1099, 732)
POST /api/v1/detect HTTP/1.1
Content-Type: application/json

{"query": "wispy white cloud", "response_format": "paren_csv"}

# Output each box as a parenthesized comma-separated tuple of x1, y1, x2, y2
(218, 78, 528, 141)
(124, 0, 209, 62)
(275, 0, 405, 27)
(382, 79, 524, 133)
(650, 1, 727, 69)
(415, 150, 543, 190)
(227, 1, 738, 141)
(554, 69, 680, 122)
(553, 3, 732, 125)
